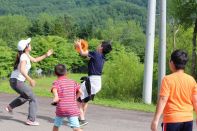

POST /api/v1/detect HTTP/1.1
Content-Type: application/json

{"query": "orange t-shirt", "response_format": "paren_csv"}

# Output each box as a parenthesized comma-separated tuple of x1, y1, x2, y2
(160, 72, 197, 123)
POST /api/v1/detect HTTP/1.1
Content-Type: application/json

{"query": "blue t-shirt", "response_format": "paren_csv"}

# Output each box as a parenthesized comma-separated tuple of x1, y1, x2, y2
(88, 51, 105, 76)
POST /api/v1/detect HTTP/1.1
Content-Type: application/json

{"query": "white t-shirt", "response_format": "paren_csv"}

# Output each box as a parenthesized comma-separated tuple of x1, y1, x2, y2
(10, 53, 31, 81)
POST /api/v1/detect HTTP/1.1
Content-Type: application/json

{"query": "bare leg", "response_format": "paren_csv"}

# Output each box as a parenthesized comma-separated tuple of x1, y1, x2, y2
(78, 102, 89, 126)
(53, 126, 59, 131)
(82, 102, 88, 118)
(78, 102, 85, 120)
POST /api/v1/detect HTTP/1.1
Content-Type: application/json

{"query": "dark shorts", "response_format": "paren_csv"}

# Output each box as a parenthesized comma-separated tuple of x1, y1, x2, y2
(77, 95, 95, 103)
(162, 121, 193, 131)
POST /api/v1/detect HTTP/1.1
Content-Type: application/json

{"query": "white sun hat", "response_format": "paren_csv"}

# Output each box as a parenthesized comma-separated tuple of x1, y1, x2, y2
(17, 38, 31, 51)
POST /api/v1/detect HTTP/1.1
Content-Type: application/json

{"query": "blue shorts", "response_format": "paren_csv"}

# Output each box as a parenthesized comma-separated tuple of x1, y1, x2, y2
(162, 121, 193, 131)
(54, 116, 80, 128)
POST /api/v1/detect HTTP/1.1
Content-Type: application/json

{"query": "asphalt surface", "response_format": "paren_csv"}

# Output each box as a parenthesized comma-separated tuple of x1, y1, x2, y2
(0, 93, 196, 131)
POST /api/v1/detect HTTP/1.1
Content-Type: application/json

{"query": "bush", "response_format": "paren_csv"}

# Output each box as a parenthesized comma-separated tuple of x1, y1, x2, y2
(0, 41, 14, 78)
(98, 43, 144, 101)
(30, 36, 85, 75)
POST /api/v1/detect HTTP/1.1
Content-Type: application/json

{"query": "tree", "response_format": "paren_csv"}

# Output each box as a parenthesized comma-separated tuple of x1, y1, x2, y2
(43, 21, 51, 36)
(169, 0, 197, 77)
(28, 13, 56, 37)
(28, 20, 43, 36)
(98, 19, 146, 62)
(0, 15, 30, 49)
(52, 17, 66, 37)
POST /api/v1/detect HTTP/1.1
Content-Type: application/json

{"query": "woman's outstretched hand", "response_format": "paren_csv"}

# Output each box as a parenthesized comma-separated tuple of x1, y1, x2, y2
(46, 49, 53, 57)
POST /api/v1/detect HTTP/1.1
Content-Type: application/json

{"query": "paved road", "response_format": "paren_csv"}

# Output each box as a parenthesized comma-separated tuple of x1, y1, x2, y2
(0, 93, 196, 131)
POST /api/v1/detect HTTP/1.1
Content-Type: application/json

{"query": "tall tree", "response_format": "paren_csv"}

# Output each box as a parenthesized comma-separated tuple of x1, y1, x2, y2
(0, 15, 30, 48)
(169, 0, 197, 77)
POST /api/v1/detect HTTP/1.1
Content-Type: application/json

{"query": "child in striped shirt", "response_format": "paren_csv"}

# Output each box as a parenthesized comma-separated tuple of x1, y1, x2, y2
(51, 64, 83, 131)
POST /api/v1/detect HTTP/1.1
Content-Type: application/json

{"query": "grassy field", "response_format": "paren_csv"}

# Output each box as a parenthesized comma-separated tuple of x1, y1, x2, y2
(0, 74, 155, 112)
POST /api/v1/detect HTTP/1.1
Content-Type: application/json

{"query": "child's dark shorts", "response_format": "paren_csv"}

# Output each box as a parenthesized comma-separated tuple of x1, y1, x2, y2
(162, 121, 193, 131)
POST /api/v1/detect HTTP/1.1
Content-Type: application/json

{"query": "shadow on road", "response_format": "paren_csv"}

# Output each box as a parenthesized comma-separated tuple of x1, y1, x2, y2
(18, 111, 70, 126)
(0, 115, 25, 124)
(18, 112, 54, 123)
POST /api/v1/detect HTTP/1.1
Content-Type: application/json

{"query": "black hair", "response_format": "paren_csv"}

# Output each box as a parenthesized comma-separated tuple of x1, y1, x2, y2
(55, 64, 66, 76)
(14, 51, 25, 70)
(13, 44, 30, 70)
(170, 49, 188, 70)
(101, 41, 112, 55)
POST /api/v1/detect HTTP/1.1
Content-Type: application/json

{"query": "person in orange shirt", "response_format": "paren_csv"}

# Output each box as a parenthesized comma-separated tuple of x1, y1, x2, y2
(151, 49, 197, 131)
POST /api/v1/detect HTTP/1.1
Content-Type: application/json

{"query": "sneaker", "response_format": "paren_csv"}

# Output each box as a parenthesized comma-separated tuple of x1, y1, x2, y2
(51, 102, 58, 106)
(26, 120, 39, 126)
(5, 106, 13, 114)
(79, 120, 88, 127)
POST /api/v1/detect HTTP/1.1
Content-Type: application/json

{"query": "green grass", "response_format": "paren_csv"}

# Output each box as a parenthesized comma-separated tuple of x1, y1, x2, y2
(0, 73, 84, 96)
(92, 98, 155, 112)
(0, 73, 155, 112)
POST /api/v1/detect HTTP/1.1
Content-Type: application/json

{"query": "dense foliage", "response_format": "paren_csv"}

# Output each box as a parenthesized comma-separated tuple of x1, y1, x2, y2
(99, 43, 144, 101)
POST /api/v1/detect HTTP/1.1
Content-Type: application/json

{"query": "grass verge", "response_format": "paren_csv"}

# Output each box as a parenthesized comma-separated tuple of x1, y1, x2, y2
(0, 74, 155, 112)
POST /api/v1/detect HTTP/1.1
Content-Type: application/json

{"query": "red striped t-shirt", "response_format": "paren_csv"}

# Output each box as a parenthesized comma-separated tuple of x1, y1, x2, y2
(51, 76, 80, 117)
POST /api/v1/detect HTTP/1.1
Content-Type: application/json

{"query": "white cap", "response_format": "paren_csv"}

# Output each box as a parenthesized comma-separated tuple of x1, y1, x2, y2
(17, 38, 31, 51)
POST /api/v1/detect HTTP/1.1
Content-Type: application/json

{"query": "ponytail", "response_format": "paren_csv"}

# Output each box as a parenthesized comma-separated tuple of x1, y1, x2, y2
(13, 43, 30, 70)
(13, 51, 25, 70)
